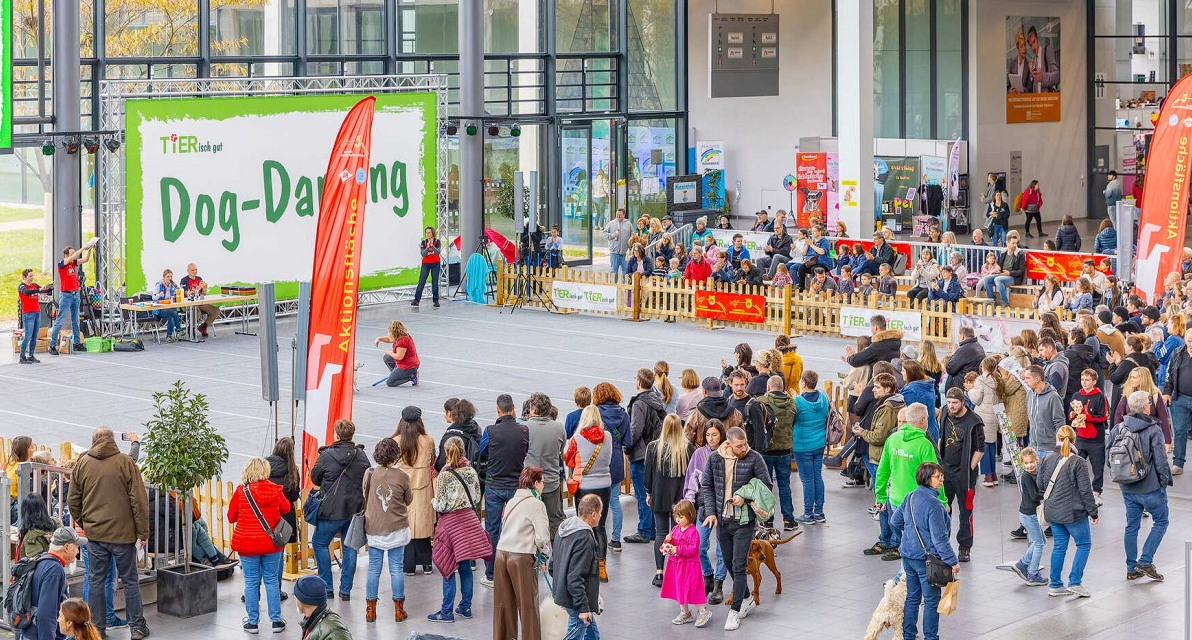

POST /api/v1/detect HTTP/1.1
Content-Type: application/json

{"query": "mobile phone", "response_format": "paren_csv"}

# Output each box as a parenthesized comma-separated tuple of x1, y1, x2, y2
(121, 432, 132, 441)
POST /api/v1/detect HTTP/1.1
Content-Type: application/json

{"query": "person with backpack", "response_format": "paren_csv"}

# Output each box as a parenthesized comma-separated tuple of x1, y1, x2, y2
(435, 399, 481, 473)
(523, 392, 567, 538)
(11, 527, 82, 640)
(625, 368, 666, 545)
(1070, 369, 1109, 500)
(1161, 327, 1192, 476)
(791, 371, 830, 526)
(756, 375, 798, 530)
(1113, 391, 1173, 582)
(939, 388, 984, 563)
(683, 378, 744, 447)
(1038, 426, 1098, 598)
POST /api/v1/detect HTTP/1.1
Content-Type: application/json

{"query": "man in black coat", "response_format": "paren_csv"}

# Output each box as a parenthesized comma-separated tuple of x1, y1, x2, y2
(480, 394, 530, 582)
(843, 314, 903, 368)
(551, 494, 603, 640)
(758, 211, 793, 277)
(310, 418, 373, 599)
(700, 427, 771, 631)
(945, 326, 986, 391)
(939, 389, 985, 562)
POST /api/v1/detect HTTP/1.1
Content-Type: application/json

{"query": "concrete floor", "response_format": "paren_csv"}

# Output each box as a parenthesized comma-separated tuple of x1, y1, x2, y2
(0, 299, 1189, 640)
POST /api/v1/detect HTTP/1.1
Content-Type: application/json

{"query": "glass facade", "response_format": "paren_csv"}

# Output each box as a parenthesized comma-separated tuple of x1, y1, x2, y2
(872, 0, 967, 140)
(7, 0, 685, 264)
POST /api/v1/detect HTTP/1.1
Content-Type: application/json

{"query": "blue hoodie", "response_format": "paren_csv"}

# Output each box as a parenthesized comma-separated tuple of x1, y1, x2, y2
(596, 402, 632, 484)
(899, 379, 939, 441)
(792, 391, 829, 453)
(891, 485, 959, 566)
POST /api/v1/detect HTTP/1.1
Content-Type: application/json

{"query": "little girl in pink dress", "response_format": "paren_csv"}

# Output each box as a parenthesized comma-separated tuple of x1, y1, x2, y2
(659, 500, 711, 627)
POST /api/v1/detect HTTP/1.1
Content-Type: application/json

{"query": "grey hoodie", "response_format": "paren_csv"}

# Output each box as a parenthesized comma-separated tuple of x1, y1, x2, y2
(551, 516, 599, 613)
(1116, 412, 1173, 494)
(628, 388, 666, 462)
(1027, 383, 1065, 453)
(524, 416, 566, 492)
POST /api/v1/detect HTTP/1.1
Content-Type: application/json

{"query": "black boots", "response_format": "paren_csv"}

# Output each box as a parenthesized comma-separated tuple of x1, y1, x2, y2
(708, 579, 724, 605)
(703, 574, 713, 597)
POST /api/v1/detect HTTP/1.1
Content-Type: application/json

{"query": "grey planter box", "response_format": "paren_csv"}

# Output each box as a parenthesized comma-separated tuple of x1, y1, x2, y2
(156, 564, 218, 618)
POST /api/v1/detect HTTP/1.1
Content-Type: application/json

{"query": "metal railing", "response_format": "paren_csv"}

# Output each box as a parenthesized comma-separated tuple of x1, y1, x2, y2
(643, 224, 694, 261)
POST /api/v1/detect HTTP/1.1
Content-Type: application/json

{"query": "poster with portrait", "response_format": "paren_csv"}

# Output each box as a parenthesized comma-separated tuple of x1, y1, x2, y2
(1006, 16, 1061, 123)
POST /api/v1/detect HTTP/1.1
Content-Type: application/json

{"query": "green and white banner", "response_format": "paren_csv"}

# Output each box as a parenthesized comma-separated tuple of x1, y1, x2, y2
(839, 306, 923, 341)
(551, 281, 618, 313)
(124, 92, 437, 295)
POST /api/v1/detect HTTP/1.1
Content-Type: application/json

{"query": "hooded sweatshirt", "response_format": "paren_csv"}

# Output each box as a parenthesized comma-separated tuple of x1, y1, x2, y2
(66, 438, 150, 544)
(874, 424, 945, 508)
(628, 388, 667, 462)
(596, 402, 633, 484)
(757, 390, 798, 455)
(684, 395, 743, 446)
(1027, 384, 1065, 454)
(858, 394, 906, 463)
(1115, 412, 1173, 495)
(565, 424, 613, 491)
(791, 390, 829, 453)
(551, 516, 599, 613)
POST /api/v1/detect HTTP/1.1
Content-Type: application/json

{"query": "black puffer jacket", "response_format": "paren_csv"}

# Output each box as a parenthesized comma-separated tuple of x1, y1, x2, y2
(698, 444, 771, 523)
(1063, 343, 1099, 400)
(1054, 224, 1082, 252)
(267, 455, 300, 543)
(1038, 453, 1098, 524)
(847, 329, 904, 368)
(310, 441, 371, 521)
(435, 419, 482, 472)
(945, 337, 986, 391)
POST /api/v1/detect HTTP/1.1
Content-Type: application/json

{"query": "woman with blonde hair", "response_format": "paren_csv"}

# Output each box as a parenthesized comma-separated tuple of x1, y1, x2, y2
(918, 340, 944, 387)
(1038, 426, 1098, 597)
(392, 406, 437, 575)
(58, 598, 102, 640)
(1112, 367, 1174, 446)
(654, 361, 677, 413)
(1001, 355, 1030, 447)
(227, 457, 291, 633)
(675, 369, 703, 422)
(375, 320, 420, 387)
(645, 414, 693, 587)
(1153, 313, 1187, 386)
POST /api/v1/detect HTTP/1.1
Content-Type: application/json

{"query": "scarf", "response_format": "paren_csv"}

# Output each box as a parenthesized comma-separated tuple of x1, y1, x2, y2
(718, 442, 738, 518)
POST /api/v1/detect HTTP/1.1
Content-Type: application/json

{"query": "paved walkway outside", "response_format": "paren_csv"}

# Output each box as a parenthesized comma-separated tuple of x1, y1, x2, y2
(0, 300, 1188, 640)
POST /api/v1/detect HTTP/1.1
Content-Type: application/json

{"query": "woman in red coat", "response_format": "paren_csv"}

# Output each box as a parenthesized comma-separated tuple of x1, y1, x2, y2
(228, 457, 292, 634)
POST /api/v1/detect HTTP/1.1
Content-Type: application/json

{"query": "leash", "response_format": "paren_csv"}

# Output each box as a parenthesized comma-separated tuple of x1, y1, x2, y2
(537, 552, 554, 596)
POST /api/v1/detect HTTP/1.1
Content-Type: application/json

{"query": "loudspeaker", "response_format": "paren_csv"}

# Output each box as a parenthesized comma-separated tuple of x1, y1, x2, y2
(258, 283, 279, 402)
(292, 282, 311, 402)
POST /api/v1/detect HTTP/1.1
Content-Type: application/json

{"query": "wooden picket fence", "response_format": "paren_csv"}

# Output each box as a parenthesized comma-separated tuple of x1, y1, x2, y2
(497, 264, 1085, 346)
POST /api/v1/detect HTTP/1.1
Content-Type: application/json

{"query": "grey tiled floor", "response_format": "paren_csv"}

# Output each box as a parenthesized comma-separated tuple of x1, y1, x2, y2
(1, 301, 1189, 639)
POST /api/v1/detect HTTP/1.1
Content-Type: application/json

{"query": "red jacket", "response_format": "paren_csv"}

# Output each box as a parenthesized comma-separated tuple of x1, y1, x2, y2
(228, 480, 291, 557)
(683, 258, 712, 283)
(1019, 188, 1043, 212)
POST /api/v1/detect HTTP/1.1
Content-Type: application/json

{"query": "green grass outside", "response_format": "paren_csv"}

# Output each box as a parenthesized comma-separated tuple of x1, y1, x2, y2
(0, 228, 92, 325)
(0, 204, 42, 225)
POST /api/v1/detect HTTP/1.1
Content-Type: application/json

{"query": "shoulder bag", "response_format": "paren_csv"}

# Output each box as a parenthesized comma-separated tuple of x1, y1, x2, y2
(1037, 455, 1069, 529)
(303, 449, 359, 525)
(907, 493, 955, 588)
(244, 485, 294, 548)
(566, 439, 603, 495)
(446, 468, 478, 510)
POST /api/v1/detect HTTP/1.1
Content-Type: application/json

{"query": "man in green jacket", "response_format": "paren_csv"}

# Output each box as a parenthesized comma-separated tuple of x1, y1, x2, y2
(294, 575, 353, 640)
(870, 403, 945, 561)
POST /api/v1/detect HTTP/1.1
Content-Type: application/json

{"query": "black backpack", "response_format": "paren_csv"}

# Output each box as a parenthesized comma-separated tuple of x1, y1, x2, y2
(4, 553, 55, 630)
(744, 398, 776, 452)
(630, 394, 666, 446)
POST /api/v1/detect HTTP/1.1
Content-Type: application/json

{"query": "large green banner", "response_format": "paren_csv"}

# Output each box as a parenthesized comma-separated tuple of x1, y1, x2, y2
(0, 0, 12, 152)
(124, 92, 438, 295)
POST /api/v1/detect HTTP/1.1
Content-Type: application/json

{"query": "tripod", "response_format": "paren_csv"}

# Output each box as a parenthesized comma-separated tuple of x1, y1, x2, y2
(452, 236, 497, 303)
(502, 233, 558, 314)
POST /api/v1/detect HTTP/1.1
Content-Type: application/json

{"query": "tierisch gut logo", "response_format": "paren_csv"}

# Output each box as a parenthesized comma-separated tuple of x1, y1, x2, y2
(160, 133, 224, 155)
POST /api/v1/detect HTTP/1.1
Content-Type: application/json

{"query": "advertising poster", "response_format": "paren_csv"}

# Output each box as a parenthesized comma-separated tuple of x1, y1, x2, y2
(840, 307, 922, 341)
(1024, 250, 1113, 282)
(124, 92, 437, 297)
(694, 290, 766, 324)
(1006, 16, 1061, 123)
(551, 281, 619, 313)
(696, 140, 725, 172)
(711, 229, 771, 254)
(795, 153, 839, 230)
(953, 314, 1046, 354)
(874, 156, 919, 229)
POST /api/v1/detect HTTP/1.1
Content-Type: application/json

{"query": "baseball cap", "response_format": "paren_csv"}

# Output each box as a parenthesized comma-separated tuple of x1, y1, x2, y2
(945, 388, 966, 402)
(1142, 306, 1161, 321)
(701, 377, 723, 395)
(51, 527, 87, 546)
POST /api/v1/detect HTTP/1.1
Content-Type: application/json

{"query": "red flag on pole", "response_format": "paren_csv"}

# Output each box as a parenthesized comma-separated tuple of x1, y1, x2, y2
(302, 97, 377, 487)
(1134, 79, 1192, 303)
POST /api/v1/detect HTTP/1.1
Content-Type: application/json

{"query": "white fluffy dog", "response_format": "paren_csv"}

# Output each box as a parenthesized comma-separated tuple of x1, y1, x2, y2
(539, 596, 603, 640)
(864, 575, 907, 640)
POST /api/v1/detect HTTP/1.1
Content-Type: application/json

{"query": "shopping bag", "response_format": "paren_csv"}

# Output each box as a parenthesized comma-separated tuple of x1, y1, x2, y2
(937, 579, 960, 616)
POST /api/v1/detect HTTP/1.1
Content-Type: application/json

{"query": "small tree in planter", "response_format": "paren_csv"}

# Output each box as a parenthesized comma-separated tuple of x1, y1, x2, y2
(141, 380, 229, 618)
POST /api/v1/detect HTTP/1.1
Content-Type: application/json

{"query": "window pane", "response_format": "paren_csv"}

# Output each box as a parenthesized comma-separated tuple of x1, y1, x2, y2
(343, 0, 386, 55)
(626, 118, 676, 218)
(486, 0, 542, 54)
(903, 0, 929, 138)
(935, 0, 962, 138)
(874, 0, 901, 138)
(307, 0, 339, 55)
(628, 0, 675, 111)
(106, 2, 197, 57)
(557, 0, 614, 53)
(398, 0, 458, 54)
(211, 0, 298, 56)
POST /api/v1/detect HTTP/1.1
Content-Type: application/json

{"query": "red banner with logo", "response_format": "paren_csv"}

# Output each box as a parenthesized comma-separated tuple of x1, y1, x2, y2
(1024, 251, 1113, 282)
(795, 153, 828, 229)
(694, 289, 766, 324)
(302, 97, 377, 486)
(1135, 76, 1192, 303)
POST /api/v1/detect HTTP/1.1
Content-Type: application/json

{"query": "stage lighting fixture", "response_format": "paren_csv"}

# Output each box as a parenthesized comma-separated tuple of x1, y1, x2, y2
(42, 142, 55, 156)
(466, 123, 478, 136)
(83, 136, 100, 154)
(63, 136, 80, 155)
(104, 137, 122, 152)
(487, 125, 499, 137)
(446, 122, 458, 135)
(510, 124, 521, 137)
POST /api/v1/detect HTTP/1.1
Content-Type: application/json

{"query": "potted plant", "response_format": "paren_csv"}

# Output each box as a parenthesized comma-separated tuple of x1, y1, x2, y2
(141, 380, 229, 618)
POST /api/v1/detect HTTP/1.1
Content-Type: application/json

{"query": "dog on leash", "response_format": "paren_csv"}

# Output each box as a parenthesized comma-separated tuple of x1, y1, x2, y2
(864, 574, 907, 640)
(724, 531, 801, 606)
(540, 595, 603, 640)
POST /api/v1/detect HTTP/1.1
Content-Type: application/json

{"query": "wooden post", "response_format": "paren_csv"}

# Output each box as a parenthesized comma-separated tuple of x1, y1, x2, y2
(628, 272, 644, 321)
(495, 264, 506, 306)
(782, 284, 793, 336)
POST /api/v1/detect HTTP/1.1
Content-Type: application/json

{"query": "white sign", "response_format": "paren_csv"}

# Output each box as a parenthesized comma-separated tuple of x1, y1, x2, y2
(674, 182, 697, 204)
(709, 229, 771, 254)
(839, 307, 923, 341)
(551, 281, 618, 312)
(952, 314, 1041, 354)
(696, 140, 725, 172)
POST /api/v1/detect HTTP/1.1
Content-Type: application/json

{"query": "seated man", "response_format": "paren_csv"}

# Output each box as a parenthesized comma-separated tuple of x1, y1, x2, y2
(180, 263, 220, 338)
(153, 269, 183, 342)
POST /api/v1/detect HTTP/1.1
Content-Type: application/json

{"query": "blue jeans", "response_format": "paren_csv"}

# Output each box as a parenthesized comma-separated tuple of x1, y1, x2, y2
(609, 253, 627, 277)
(49, 290, 80, 346)
(367, 545, 406, 600)
(81, 545, 118, 623)
(484, 486, 517, 579)
(20, 312, 40, 358)
(609, 484, 623, 542)
(563, 608, 600, 640)
(313, 517, 359, 595)
(628, 460, 655, 538)
(154, 308, 181, 337)
(902, 557, 941, 640)
(241, 551, 283, 625)
(866, 460, 901, 549)
(696, 520, 726, 580)
(978, 275, 1015, 306)
(1018, 512, 1045, 574)
(793, 450, 825, 517)
(1049, 518, 1092, 588)
(763, 453, 795, 522)
(978, 442, 998, 476)
(1123, 489, 1169, 572)
(414, 262, 441, 303)
(440, 561, 473, 614)
(1169, 395, 1192, 468)
(991, 223, 1007, 247)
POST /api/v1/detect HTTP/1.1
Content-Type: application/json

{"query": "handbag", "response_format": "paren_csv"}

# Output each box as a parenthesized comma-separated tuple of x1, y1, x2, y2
(244, 485, 294, 549)
(1037, 455, 1069, 529)
(343, 513, 367, 550)
(303, 449, 359, 525)
(566, 440, 603, 495)
(907, 493, 955, 588)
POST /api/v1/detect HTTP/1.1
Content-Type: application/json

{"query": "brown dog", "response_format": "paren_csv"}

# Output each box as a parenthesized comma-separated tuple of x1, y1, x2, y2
(724, 531, 801, 606)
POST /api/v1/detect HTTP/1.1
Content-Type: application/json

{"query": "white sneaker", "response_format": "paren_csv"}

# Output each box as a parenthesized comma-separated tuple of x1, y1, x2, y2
(694, 610, 712, 628)
(478, 576, 494, 588)
(737, 596, 756, 619)
(723, 610, 740, 631)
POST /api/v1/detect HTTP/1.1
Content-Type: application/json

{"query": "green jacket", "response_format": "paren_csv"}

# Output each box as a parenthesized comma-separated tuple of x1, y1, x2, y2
(300, 607, 352, 640)
(733, 477, 776, 525)
(858, 395, 905, 463)
(874, 424, 945, 508)
(755, 391, 797, 453)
